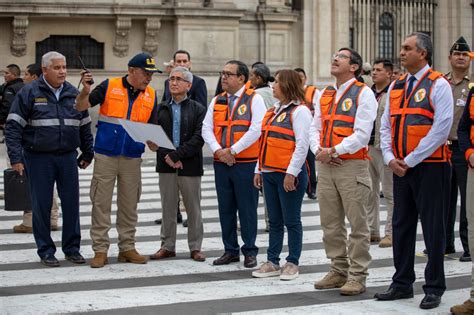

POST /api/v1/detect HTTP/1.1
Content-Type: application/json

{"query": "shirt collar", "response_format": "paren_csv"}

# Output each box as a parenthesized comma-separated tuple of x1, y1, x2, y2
(170, 95, 188, 105)
(334, 78, 356, 91)
(42, 76, 63, 93)
(273, 100, 300, 113)
(407, 64, 430, 82)
(227, 85, 246, 99)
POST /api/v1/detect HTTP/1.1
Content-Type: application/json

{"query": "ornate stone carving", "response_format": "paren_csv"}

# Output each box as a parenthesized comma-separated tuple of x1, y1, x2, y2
(143, 18, 161, 55)
(113, 17, 131, 57)
(11, 16, 28, 57)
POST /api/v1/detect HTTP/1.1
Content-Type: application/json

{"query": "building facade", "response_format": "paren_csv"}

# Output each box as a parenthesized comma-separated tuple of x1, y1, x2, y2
(0, 0, 472, 96)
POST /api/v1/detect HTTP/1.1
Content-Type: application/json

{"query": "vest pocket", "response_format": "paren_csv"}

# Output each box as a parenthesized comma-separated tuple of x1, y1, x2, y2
(95, 123, 121, 153)
(105, 95, 127, 118)
(406, 125, 431, 154)
(389, 89, 404, 110)
(263, 137, 295, 169)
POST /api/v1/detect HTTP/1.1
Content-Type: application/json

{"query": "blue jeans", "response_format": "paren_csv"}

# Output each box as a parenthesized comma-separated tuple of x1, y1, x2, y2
(23, 150, 81, 259)
(214, 162, 259, 256)
(262, 168, 307, 265)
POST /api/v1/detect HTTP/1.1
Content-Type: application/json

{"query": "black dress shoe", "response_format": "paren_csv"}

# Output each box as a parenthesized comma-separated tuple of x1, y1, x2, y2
(177, 211, 183, 223)
(307, 192, 317, 200)
(419, 293, 441, 309)
(374, 287, 414, 300)
(65, 253, 86, 264)
(41, 255, 60, 267)
(154, 219, 162, 225)
(213, 253, 240, 265)
(244, 255, 257, 268)
(460, 252, 471, 262)
(182, 219, 188, 228)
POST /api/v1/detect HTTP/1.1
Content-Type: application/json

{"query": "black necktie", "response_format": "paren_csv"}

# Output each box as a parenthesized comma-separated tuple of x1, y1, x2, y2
(406, 76, 416, 96)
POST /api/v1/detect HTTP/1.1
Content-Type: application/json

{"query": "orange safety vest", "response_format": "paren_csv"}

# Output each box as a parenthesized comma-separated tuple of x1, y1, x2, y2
(258, 104, 299, 173)
(390, 70, 449, 162)
(213, 89, 259, 162)
(319, 80, 368, 160)
(100, 77, 155, 122)
(244, 81, 252, 90)
(304, 85, 317, 112)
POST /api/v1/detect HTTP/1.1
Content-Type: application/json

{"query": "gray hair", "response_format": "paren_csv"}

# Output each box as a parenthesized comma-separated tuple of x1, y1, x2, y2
(408, 32, 433, 65)
(41, 51, 66, 68)
(170, 66, 193, 84)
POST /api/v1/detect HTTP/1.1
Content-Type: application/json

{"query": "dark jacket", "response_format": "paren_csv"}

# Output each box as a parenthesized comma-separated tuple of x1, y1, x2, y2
(458, 87, 473, 155)
(153, 97, 205, 176)
(5, 76, 94, 164)
(0, 78, 24, 124)
(161, 74, 208, 108)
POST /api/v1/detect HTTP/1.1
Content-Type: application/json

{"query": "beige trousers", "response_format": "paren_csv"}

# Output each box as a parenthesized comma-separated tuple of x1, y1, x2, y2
(367, 145, 394, 237)
(90, 153, 142, 253)
(317, 159, 372, 283)
(159, 173, 203, 252)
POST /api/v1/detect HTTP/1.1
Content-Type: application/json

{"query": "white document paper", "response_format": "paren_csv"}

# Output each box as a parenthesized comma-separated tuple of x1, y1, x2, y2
(118, 119, 175, 150)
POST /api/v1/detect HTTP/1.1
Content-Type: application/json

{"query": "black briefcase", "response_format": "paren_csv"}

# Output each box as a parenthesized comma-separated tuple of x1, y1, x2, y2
(3, 168, 32, 211)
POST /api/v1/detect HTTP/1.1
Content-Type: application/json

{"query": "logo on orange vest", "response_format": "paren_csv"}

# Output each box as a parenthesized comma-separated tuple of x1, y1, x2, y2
(276, 112, 287, 123)
(341, 98, 353, 112)
(237, 104, 247, 115)
(414, 88, 426, 103)
(469, 82, 474, 90)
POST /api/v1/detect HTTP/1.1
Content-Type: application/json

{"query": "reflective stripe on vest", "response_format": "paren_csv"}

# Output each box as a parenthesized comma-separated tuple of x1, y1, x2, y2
(100, 77, 155, 122)
(390, 70, 449, 162)
(213, 89, 259, 162)
(319, 81, 368, 160)
(258, 104, 298, 173)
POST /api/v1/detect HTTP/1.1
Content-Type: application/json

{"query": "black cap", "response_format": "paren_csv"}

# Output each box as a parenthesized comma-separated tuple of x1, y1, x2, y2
(128, 53, 162, 73)
(450, 36, 471, 54)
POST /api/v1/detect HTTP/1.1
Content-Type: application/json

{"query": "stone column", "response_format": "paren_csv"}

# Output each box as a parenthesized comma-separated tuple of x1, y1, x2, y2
(143, 18, 161, 55)
(11, 16, 28, 57)
(113, 16, 132, 57)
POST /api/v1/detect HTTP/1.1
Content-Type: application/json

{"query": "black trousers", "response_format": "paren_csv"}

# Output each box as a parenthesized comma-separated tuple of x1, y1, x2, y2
(306, 150, 317, 195)
(391, 162, 450, 296)
(446, 143, 469, 254)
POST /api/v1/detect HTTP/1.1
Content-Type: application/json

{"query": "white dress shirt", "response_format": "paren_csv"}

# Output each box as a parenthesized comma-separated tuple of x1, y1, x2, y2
(380, 64, 454, 167)
(255, 101, 312, 176)
(202, 85, 267, 154)
(309, 78, 378, 155)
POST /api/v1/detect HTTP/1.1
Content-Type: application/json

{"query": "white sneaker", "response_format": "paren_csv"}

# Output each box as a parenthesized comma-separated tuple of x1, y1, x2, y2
(252, 261, 280, 278)
(280, 262, 299, 281)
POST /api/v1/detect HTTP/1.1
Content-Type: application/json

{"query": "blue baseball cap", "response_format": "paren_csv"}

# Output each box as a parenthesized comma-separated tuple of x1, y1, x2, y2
(128, 53, 162, 73)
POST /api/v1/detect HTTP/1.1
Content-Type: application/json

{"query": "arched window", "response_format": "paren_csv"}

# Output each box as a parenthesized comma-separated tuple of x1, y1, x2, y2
(36, 35, 104, 69)
(379, 12, 394, 59)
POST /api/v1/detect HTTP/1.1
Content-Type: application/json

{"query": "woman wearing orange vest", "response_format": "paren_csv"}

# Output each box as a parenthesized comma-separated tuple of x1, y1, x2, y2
(252, 69, 312, 280)
(452, 86, 474, 314)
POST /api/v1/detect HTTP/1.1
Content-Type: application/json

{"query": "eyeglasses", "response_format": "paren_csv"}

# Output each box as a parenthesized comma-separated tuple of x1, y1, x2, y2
(219, 71, 239, 78)
(169, 76, 189, 83)
(332, 53, 351, 61)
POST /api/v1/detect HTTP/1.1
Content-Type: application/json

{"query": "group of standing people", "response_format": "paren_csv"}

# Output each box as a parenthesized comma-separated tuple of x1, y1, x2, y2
(3, 31, 474, 313)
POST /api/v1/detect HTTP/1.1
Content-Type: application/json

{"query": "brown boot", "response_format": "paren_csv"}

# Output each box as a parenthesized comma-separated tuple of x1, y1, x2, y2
(340, 279, 366, 296)
(379, 235, 392, 248)
(118, 249, 148, 264)
(13, 224, 33, 233)
(450, 299, 474, 314)
(90, 252, 108, 268)
(314, 270, 347, 289)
